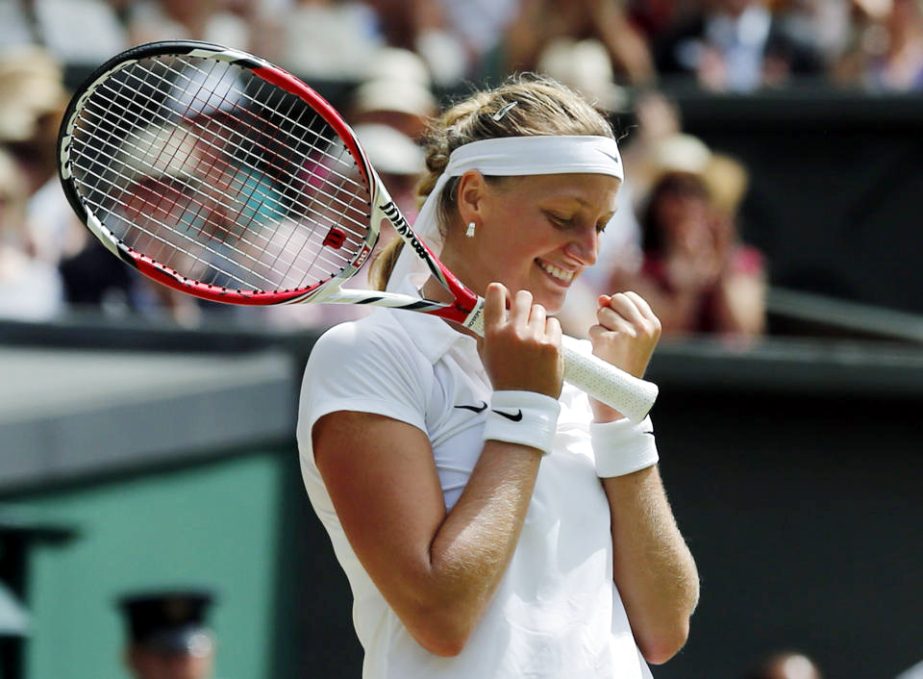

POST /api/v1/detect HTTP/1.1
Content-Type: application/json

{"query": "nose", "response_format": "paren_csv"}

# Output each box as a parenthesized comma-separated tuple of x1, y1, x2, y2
(564, 225, 599, 267)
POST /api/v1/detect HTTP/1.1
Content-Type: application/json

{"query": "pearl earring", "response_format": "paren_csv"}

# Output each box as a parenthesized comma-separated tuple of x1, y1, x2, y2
(466, 221, 476, 238)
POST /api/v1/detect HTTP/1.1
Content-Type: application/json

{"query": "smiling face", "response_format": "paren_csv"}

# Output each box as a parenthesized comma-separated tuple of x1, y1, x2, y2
(441, 171, 621, 313)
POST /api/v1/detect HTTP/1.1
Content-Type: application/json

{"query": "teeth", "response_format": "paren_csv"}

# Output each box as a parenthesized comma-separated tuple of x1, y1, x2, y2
(538, 261, 575, 283)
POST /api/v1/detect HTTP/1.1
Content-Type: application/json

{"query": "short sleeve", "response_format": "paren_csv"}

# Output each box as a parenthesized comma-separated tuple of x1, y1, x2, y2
(296, 318, 432, 456)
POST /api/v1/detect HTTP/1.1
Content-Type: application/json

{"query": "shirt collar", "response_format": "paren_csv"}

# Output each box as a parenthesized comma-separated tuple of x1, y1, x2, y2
(386, 274, 478, 364)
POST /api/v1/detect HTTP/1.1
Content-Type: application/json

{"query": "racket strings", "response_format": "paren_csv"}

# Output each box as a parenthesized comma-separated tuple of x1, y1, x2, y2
(68, 54, 374, 292)
(73, 99, 325, 290)
(137, 57, 372, 226)
(107, 56, 370, 223)
(86, 60, 369, 276)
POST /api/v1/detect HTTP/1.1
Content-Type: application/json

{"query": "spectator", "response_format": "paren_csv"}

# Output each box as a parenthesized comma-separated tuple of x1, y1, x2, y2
(771, 0, 853, 70)
(348, 47, 438, 141)
(0, 46, 143, 315)
(627, 0, 701, 43)
(608, 134, 767, 339)
(835, 0, 923, 91)
(536, 38, 630, 114)
(126, 0, 253, 50)
(505, 0, 657, 86)
(265, 0, 385, 80)
(435, 0, 521, 81)
(0, 2, 38, 51)
(363, 0, 468, 86)
(0, 47, 66, 199)
(655, 0, 824, 91)
(31, 0, 127, 65)
(0, 46, 83, 266)
(560, 90, 684, 338)
(0, 146, 63, 320)
(353, 123, 425, 221)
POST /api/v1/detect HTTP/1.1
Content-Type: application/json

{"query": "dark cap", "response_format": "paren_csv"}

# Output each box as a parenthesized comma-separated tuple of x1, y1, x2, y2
(117, 589, 216, 656)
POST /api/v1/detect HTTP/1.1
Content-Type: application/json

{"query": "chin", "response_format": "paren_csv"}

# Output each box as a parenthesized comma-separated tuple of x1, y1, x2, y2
(533, 289, 568, 314)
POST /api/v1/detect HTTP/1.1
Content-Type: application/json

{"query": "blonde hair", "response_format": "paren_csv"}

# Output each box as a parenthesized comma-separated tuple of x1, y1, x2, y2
(369, 74, 615, 290)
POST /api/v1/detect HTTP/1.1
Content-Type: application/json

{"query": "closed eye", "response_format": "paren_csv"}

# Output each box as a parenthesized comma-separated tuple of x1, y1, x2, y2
(545, 211, 574, 229)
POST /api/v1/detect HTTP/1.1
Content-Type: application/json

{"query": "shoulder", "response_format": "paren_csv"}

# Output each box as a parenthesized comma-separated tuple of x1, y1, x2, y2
(298, 312, 434, 446)
(308, 311, 415, 365)
(302, 311, 434, 405)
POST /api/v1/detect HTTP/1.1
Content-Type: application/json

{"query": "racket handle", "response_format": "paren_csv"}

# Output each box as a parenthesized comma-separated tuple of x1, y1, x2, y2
(560, 341, 658, 423)
(465, 306, 658, 422)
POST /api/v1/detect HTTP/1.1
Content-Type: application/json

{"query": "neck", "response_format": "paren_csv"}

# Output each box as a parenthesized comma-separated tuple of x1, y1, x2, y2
(419, 247, 484, 339)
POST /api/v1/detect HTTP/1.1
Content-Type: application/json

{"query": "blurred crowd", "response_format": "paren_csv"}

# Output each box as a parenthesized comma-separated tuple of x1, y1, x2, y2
(3, 0, 923, 337)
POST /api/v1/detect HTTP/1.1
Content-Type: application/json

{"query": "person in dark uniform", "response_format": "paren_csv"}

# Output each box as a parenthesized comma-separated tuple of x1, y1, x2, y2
(117, 589, 217, 679)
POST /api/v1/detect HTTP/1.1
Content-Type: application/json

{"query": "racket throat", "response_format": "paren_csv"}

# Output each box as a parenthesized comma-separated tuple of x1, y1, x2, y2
(461, 299, 486, 335)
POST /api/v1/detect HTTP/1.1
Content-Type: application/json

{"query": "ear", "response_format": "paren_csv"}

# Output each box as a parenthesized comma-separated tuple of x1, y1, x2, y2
(455, 170, 489, 228)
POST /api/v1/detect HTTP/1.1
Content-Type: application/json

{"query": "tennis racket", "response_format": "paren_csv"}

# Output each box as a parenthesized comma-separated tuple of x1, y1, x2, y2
(57, 40, 657, 422)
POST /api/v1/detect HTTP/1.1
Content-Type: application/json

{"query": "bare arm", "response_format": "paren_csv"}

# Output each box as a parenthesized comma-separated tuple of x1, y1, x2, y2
(313, 284, 563, 656)
(314, 412, 542, 656)
(588, 291, 699, 663)
(604, 467, 699, 664)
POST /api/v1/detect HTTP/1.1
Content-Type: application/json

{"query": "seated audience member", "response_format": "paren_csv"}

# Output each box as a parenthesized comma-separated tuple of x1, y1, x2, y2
(769, 0, 853, 71)
(834, 0, 923, 91)
(0, 47, 88, 270)
(0, 47, 152, 316)
(609, 135, 766, 339)
(0, 146, 63, 320)
(536, 38, 630, 114)
(555, 90, 686, 338)
(434, 0, 520, 81)
(348, 47, 438, 142)
(265, 0, 385, 80)
(30, 0, 126, 65)
(126, 0, 253, 50)
(361, 0, 468, 86)
(505, 0, 656, 86)
(0, 2, 34, 51)
(654, 0, 823, 91)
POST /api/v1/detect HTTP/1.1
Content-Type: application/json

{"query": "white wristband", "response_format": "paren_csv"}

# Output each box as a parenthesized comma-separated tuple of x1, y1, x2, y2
(591, 415, 659, 477)
(482, 390, 561, 455)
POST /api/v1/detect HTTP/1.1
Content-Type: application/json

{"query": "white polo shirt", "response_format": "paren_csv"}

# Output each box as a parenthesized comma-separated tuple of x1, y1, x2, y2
(297, 301, 653, 679)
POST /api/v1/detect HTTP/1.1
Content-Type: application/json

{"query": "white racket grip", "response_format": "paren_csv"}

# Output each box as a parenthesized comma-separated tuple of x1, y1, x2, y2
(464, 306, 658, 422)
(560, 339, 658, 423)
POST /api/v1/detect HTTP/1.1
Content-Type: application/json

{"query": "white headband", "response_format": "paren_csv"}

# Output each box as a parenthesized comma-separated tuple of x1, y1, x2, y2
(387, 135, 623, 290)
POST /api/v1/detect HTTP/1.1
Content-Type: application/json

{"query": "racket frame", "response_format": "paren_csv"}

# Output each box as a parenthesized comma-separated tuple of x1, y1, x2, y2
(59, 40, 484, 324)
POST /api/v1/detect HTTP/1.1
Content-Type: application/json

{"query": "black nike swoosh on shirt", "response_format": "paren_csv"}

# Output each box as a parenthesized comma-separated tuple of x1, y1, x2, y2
(491, 409, 523, 422)
(454, 401, 488, 413)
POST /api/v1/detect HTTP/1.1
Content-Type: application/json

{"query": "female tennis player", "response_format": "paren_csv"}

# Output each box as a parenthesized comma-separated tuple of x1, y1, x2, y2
(297, 75, 699, 678)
